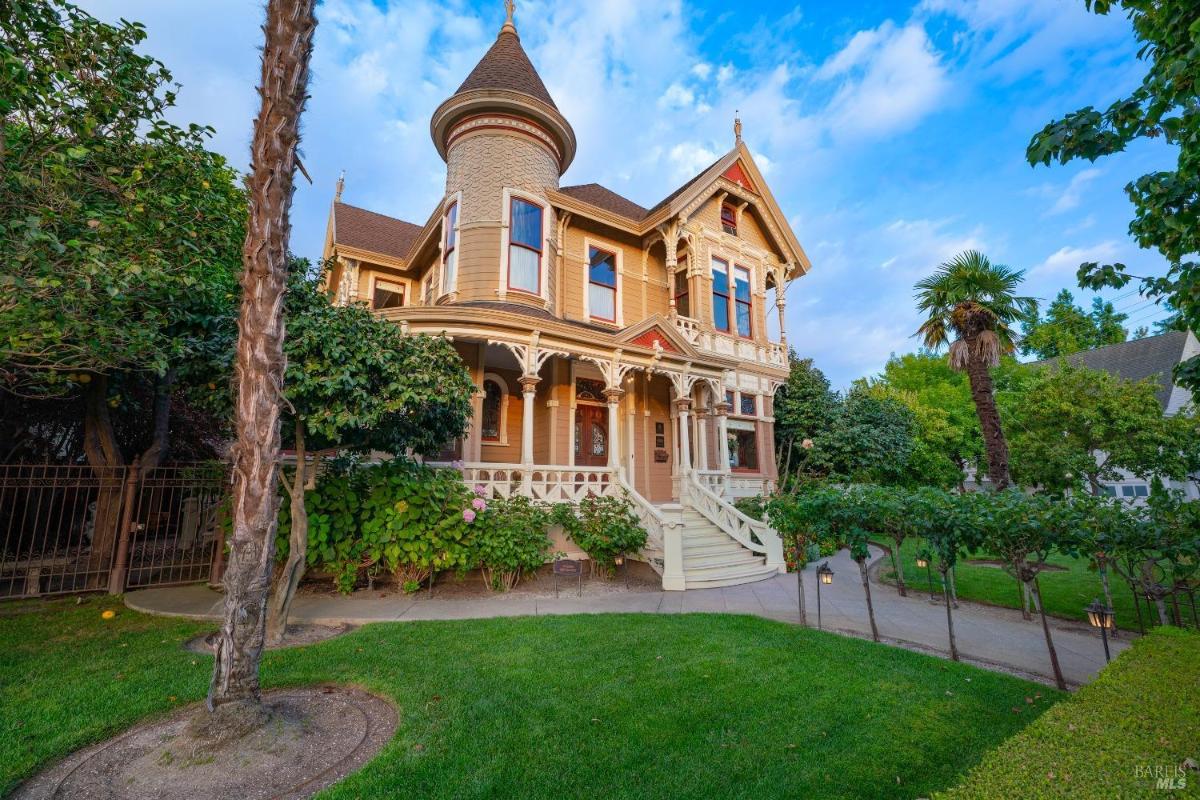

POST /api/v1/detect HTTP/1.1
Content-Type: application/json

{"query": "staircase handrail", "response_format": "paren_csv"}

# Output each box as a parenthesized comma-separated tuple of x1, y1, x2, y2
(682, 473, 785, 570)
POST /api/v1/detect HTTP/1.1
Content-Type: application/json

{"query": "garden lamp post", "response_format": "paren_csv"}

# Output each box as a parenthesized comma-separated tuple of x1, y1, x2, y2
(816, 562, 833, 631)
(916, 555, 936, 602)
(1085, 598, 1115, 664)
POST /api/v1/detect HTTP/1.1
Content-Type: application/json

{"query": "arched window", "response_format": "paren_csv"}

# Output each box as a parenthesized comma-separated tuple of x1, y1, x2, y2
(481, 374, 509, 445)
(442, 201, 458, 294)
(721, 203, 737, 236)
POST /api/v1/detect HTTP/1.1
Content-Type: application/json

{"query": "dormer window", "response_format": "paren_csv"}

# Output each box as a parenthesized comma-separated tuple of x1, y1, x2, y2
(721, 203, 737, 236)
(508, 197, 542, 294)
(442, 201, 458, 294)
(372, 279, 405, 310)
(587, 246, 617, 322)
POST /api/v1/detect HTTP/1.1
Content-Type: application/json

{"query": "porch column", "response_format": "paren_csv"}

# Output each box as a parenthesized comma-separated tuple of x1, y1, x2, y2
(604, 387, 625, 476)
(519, 375, 540, 493)
(675, 397, 692, 476)
(467, 388, 485, 462)
(776, 292, 788, 347)
(716, 402, 732, 477)
(696, 406, 709, 472)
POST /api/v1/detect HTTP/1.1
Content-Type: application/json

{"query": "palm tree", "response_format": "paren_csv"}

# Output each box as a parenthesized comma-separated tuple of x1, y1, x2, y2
(206, 0, 317, 723)
(914, 251, 1034, 491)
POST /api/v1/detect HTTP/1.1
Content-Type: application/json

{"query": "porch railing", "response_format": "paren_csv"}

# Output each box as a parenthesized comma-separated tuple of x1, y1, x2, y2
(453, 463, 618, 503)
(682, 473, 785, 571)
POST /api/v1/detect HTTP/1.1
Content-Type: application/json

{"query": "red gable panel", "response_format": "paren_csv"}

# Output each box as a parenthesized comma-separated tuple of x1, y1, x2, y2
(722, 162, 756, 193)
(630, 328, 679, 353)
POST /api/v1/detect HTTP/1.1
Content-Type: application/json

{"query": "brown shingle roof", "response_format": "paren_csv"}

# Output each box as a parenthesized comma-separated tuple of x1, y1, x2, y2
(455, 30, 558, 110)
(333, 202, 423, 262)
(558, 184, 648, 221)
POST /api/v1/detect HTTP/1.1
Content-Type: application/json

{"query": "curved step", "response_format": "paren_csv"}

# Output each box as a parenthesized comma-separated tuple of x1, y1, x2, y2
(682, 550, 764, 569)
(684, 561, 779, 589)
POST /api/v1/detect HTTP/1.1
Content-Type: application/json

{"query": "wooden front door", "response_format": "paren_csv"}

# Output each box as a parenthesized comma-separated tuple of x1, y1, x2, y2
(574, 405, 608, 467)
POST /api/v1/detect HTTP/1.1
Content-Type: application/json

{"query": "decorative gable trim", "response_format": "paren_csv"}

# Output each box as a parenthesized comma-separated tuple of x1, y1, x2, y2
(616, 314, 702, 359)
(721, 162, 757, 193)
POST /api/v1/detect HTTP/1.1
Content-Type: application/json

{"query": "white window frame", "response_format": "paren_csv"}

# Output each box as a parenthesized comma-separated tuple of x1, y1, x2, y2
(480, 372, 510, 447)
(498, 187, 551, 304)
(582, 236, 622, 325)
(440, 191, 462, 299)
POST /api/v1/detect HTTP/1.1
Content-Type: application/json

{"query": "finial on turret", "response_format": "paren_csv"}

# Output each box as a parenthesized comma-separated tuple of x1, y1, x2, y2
(335, 170, 345, 202)
(734, 111, 742, 145)
(501, 0, 517, 35)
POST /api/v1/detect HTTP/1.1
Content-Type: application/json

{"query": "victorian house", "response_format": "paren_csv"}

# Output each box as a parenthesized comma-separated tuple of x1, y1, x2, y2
(322, 7, 810, 589)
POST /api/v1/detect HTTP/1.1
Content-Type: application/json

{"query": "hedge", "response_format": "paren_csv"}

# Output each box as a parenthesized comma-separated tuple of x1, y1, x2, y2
(938, 627, 1200, 799)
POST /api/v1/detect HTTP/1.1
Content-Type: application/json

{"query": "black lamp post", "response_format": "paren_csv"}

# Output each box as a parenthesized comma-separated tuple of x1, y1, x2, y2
(816, 562, 833, 630)
(1085, 598, 1115, 663)
(915, 555, 936, 602)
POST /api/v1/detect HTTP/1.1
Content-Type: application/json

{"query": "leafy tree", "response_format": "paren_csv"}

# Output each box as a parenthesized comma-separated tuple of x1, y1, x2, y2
(912, 487, 975, 661)
(856, 485, 922, 597)
(861, 352, 983, 488)
(1026, 1, 1200, 391)
(767, 485, 839, 626)
(1005, 362, 1200, 495)
(1020, 289, 1128, 359)
(915, 251, 1035, 490)
(207, 0, 316, 726)
(823, 388, 916, 486)
(772, 351, 839, 483)
(265, 265, 474, 642)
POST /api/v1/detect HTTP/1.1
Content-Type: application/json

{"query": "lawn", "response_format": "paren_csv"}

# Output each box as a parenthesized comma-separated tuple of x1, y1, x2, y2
(880, 538, 1154, 630)
(1, 597, 1060, 800)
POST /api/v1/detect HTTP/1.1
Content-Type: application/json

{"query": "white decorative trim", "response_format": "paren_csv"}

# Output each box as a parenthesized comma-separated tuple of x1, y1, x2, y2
(447, 114, 563, 162)
(438, 190, 463, 299)
(499, 187, 552, 303)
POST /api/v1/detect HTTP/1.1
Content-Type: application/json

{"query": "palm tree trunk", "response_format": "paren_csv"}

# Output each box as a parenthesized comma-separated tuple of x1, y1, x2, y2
(207, 0, 316, 718)
(1029, 577, 1067, 690)
(858, 557, 879, 642)
(941, 568, 958, 661)
(964, 354, 1011, 490)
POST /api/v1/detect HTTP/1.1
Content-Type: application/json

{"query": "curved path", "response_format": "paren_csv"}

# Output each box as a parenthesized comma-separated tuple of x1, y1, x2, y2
(127, 546, 1127, 687)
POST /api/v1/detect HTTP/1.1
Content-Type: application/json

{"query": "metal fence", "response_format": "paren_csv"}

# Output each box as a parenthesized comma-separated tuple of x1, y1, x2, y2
(0, 462, 229, 600)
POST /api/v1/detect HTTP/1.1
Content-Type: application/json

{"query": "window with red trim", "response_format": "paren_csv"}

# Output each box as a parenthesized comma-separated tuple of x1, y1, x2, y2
(442, 202, 458, 293)
(721, 203, 737, 236)
(508, 197, 542, 294)
(587, 246, 617, 321)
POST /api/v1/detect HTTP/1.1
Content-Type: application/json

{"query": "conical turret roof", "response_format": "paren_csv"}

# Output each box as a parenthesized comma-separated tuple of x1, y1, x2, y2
(453, 28, 558, 110)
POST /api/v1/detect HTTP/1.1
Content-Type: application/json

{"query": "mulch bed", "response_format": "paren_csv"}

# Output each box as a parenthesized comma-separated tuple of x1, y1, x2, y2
(13, 687, 396, 800)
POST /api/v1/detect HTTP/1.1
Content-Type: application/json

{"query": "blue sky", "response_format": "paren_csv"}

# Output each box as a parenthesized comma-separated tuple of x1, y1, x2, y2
(81, 0, 1176, 388)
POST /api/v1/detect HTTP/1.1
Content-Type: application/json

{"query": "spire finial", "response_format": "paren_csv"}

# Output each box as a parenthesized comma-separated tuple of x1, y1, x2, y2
(501, 0, 517, 34)
(335, 170, 345, 202)
(734, 111, 742, 145)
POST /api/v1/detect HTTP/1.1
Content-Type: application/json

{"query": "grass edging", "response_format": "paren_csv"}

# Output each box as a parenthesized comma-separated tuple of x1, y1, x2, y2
(935, 627, 1200, 800)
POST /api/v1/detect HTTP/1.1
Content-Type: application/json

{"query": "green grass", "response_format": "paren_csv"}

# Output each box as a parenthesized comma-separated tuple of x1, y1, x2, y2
(1, 597, 1062, 800)
(880, 538, 1157, 629)
(938, 627, 1200, 800)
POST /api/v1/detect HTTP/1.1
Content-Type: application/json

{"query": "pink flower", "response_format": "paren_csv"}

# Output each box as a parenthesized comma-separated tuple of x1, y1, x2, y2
(462, 509, 476, 523)
(472, 497, 487, 511)
(451, 459, 465, 469)
(474, 484, 487, 496)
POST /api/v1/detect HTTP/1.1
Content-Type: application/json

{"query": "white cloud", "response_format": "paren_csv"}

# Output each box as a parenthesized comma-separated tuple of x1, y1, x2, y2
(1031, 241, 1122, 277)
(668, 142, 719, 181)
(691, 62, 712, 80)
(1046, 168, 1101, 215)
(658, 82, 695, 110)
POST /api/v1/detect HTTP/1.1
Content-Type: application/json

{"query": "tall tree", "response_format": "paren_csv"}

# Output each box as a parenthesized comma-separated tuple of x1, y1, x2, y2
(772, 351, 839, 484)
(207, 0, 316, 723)
(1020, 289, 1128, 359)
(915, 251, 1035, 490)
(265, 264, 474, 643)
(1027, 1, 1200, 391)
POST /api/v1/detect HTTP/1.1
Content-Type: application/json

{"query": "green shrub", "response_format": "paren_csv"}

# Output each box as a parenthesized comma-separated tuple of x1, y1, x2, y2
(937, 627, 1200, 800)
(278, 459, 476, 593)
(553, 493, 647, 576)
(734, 495, 767, 521)
(472, 494, 554, 591)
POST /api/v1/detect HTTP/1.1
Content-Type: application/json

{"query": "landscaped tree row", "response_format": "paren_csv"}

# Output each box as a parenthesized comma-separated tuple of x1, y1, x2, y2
(767, 484, 1200, 690)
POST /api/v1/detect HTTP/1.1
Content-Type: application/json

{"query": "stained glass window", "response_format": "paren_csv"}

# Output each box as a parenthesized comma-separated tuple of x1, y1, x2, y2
(575, 378, 605, 402)
(591, 422, 607, 456)
(481, 379, 502, 441)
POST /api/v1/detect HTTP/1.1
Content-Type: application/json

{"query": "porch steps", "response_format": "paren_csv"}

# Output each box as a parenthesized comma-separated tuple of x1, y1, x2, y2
(678, 510, 777, 589)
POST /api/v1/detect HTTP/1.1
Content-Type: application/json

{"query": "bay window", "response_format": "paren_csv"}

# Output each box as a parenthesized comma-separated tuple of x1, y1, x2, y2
(508, 197, 542, 294)
(588, 246, 617, 322)
(734, 265, 752, 337)
(711, 257, 730, 332)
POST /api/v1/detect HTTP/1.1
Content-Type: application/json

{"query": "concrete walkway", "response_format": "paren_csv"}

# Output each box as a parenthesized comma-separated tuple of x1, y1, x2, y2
(127, 546, 1127, 687)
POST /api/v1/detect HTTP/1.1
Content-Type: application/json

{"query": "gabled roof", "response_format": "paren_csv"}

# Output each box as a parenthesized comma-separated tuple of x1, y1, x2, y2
(558, 184, 649, 222)
(453, 29, 558, 110)
(615, 314, 704, 360)
(332, 202, 423, 263)
(1037, 330, 1192, 409)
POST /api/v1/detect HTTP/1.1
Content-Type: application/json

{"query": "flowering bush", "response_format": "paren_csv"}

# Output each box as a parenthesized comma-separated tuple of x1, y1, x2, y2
(553, 493, 647, 576)
(472, 494, 553, 591)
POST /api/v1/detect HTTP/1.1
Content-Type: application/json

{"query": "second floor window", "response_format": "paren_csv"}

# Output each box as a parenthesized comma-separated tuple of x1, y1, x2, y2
(674, 269, 689, 317)
(739, 393, 757, 416)
(442, 202, 458, 293)
(588, 246, 617, 322)
(372, 279, 405, 310)
(711, 257, 730, 333)
(734, 265, 752, 338)
(508, 197, 542, 294)
(721, 203, 737, 236)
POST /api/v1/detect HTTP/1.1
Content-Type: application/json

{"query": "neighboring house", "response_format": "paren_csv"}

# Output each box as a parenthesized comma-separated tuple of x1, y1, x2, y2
(321, 9, 806, 588)
(1040, 330, 1200, 502)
